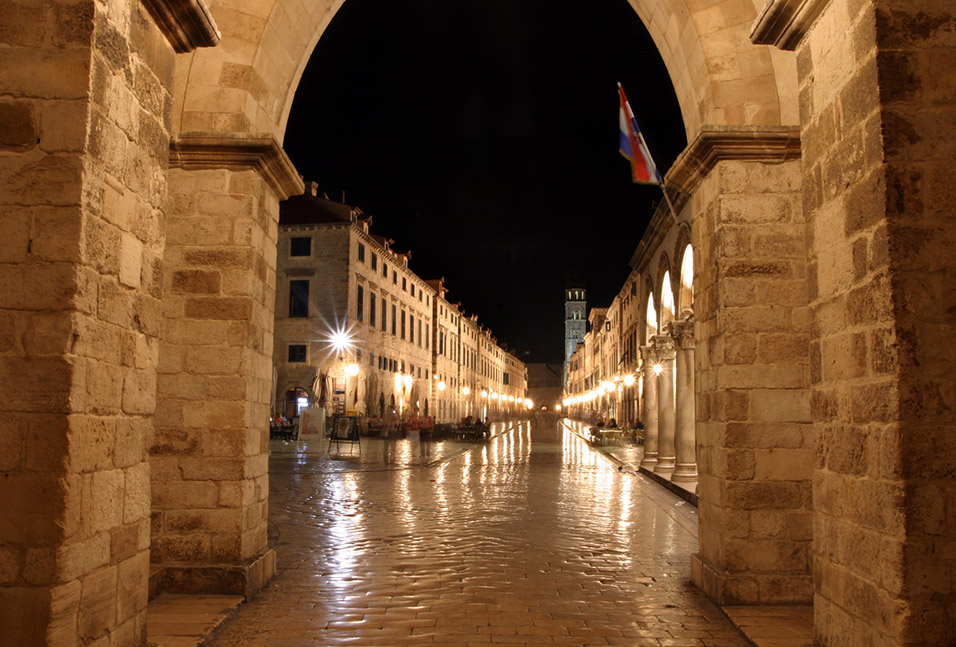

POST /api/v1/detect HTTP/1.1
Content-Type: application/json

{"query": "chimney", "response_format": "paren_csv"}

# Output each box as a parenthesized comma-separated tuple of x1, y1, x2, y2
(308, 181, 319, 197)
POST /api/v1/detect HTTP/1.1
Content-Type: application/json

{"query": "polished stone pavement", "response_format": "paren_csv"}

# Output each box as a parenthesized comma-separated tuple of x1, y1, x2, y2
(148, 418, 811, 647)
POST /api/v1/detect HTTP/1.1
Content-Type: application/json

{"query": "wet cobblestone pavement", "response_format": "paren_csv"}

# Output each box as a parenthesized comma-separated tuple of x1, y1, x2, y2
(207, 419, 750, 647)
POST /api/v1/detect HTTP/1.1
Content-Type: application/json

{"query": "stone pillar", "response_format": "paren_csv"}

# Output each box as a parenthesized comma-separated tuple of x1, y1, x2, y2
(672, 318, 698, 483)
(755, 0, 956, 643)
(0, 1, 209, 644)
(668, 127, 812, 606)
(639, 346, 659, 468)
(653, 332, 677, 475)
(151, 134, 302, 596)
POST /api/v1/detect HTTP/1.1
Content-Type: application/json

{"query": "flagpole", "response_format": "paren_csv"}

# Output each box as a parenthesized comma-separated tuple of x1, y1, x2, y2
(634, 127, 680, 225)
(659, 181, 680, 225)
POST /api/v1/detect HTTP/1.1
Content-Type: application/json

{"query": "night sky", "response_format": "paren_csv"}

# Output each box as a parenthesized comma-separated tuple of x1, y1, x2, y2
(283, 0, 685, 365)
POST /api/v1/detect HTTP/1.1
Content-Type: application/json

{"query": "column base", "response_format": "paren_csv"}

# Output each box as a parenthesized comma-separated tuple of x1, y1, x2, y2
(691, 552, 813, 605)
(655, 456, 676, 474)
(156, 549, 277, 600)
(671, 463, 698, 482)
(640, 451, 658, 469)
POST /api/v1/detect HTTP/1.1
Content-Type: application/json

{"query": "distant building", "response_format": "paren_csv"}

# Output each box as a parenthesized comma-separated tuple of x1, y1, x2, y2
(563, 286, 587, 385)
(526, 363, 563, 411)
(273, 182, 528, 424)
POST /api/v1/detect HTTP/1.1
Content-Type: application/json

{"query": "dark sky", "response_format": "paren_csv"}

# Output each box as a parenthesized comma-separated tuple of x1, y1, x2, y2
(284, 0, 685, 365)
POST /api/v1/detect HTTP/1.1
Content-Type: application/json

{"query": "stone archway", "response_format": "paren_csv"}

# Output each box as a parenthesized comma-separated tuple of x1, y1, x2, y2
(3, 1, 953, 646)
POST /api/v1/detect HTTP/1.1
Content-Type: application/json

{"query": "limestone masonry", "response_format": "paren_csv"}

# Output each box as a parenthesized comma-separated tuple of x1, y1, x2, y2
(0, 1, 953, 646)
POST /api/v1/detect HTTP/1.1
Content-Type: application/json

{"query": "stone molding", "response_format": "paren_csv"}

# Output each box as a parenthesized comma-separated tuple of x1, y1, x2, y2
(628, 190, 689, 273)
(663, 126, 802, 198)
(750, 0, 831, 51)
(141, 0, 221, 52)
(170, 133, 305, 200)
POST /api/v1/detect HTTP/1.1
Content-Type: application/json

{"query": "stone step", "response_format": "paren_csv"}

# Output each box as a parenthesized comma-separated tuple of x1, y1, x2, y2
(146, 594, 244, 647)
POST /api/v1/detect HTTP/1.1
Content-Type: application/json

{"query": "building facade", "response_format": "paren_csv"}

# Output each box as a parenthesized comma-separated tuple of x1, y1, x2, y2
(274, 185, 528, 428)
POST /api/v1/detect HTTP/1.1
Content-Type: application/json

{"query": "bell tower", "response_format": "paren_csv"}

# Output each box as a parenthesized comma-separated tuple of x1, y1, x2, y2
(564, 286, 587, 384)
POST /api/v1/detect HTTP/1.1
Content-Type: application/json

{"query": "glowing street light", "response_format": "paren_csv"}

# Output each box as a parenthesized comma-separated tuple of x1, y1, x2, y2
(462, 386, 471, 395)
(623, 373, 636, 387)
(437, 381, 446, 392)
(327, 326, 354, 356)
(653, 363, 664, 376)
(345, 363, 360, 377)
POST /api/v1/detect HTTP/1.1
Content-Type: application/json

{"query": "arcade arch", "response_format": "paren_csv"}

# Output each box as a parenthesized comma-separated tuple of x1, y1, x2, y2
(13, 1, 954, 646)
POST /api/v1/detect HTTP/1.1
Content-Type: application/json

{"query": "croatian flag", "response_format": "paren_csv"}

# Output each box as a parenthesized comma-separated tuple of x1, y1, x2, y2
(618, 83, 661, 185)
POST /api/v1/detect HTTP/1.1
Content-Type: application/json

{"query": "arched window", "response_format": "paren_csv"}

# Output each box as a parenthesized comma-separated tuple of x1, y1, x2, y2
(645, 293, 658, 341)
(661, 271, 675, 325)
(679, 245, 694, 317)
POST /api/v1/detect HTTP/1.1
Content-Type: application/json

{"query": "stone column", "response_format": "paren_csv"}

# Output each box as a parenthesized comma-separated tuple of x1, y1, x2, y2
(672, 318, 698, 483)
(667, 127, 812, 606)
(639, 345, 659, 469)
(152, 134, 302, 597)
(653, 332, 677, 475)
(0, 1, 215, 644)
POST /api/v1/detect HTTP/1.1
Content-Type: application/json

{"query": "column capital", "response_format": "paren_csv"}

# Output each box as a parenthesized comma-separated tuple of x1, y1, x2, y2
(142, 0, 221, 53)
(170, 133, 305, 200)
(651, 334, 676, 360)
(672, 318, 696, 351)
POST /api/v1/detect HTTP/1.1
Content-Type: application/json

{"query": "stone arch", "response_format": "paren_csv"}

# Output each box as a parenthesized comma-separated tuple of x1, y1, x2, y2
(643, 281, 658, 343)
(171, 0, 800, 146)
(677, 241, 694, 318)
(654, 254, 674, 326)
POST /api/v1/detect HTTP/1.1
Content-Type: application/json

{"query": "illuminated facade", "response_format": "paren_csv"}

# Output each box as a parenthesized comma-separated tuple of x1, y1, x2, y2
(563, 286, 587, 385)
(564, 203, 697, 486)
(274, 184, 528, 425)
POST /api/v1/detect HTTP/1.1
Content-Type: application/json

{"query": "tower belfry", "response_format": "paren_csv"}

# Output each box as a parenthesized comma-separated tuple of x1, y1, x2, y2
(563, 286, 587, 385)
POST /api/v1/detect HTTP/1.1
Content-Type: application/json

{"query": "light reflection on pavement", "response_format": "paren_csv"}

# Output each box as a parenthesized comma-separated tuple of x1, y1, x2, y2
(209, 418, 746, 646)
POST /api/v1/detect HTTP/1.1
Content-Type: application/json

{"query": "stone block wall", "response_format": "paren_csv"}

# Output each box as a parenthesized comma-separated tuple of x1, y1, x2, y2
(0, 0, 173, 643)
(153, 162, 285, 595)
(690, 147, 813, 605)
(798, 0, 956, 643)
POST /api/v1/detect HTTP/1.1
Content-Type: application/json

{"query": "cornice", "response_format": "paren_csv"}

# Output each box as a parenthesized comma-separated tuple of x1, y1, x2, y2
(628, 189, 689, 273)
(750, 0, 831, 50)
(629, 126, 800, 273)
(141, 0, 221, 53)
(170, 133, 305, 200)
(664, 125, 801, 197)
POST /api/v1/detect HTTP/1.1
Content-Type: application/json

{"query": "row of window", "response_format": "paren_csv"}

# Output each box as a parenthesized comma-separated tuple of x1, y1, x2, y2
(356, 285, 430, 349)
(357, 242, 430, 306)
